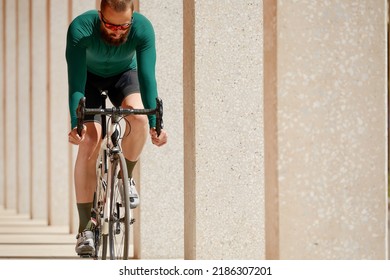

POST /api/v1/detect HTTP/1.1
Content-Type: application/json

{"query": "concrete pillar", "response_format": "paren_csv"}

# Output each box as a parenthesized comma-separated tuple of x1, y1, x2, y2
(275, 0, 388, 259)
(16, 0, 31, 215)
(48, 0, 70, 226)
(31, 0, 48, 220)
(71, 0, 96, 18)
(0, 0, 5, 208)
(183, 0, 265, 259)
(4, 0, 17, 210)
(68, 0, 98, 233)
(0, 0, 383, 261)
(136, 0, 184, 259)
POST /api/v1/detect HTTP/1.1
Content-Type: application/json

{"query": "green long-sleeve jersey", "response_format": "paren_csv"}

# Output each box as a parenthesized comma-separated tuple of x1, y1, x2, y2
(66, 10, 158, 129)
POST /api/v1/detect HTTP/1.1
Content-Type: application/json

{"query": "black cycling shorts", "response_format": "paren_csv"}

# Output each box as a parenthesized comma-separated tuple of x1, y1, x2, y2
(84, 69, 140, 124)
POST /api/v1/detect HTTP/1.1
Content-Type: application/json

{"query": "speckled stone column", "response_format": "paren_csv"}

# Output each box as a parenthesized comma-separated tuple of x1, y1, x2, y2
(135, 0, 184, 259)
(277, 0, 388, 259)
(48, 0, 71, 226)
(4, 0, 17, 211)
(68, 0, 100, 233)
(0, 0, 4, 207)
(184, 0, 265, 259)
(17, 0, 31, 215)
(30, 0, 48, 220)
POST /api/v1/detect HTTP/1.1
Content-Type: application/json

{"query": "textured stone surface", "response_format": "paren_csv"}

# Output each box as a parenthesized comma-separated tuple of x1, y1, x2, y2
(0, 0, 387, 261)
(30, 0, 49, 220)
(137, 0, 184, 259)
(190, 0, 265, 259)
(48, 0, 71, 225)
(4, 0, 17, 211)
(0, 0, 3, 209)
(277, 0, 387, 259)
(17, 0, 31, 215)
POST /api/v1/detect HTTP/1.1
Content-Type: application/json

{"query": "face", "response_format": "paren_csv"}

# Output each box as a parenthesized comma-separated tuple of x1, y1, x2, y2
(99, 6, 133, 46)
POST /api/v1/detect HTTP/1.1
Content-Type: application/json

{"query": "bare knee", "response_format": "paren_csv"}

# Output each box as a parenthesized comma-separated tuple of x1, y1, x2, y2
(126, 114, 148, 130)
(121, 94, 148, 130)
(78, 134, 101, 162)
(77, 122, 102, 160)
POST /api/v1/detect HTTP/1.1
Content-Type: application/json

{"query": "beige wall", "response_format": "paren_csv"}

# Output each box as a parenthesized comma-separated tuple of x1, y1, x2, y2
(0, 0, 388, 260)
(4, 0, 17, 212)
(0, 0, 3, 209)
(17, 0, 30, 215)
(31, 0, 48, 220)
(183, 0, 265, 259)
(136, 0, 184, 259)
(275, 0, 388, 259)
(49, 0, 71, 226)
(68, 0, 98, 234)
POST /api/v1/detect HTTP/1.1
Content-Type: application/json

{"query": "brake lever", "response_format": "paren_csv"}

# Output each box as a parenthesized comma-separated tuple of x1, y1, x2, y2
(76, 97, 86, 137)
(155, 97, 164, 137)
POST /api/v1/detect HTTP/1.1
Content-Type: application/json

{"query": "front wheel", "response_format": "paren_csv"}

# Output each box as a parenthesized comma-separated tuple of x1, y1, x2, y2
(108, 154, 131, 260)
(93, 156, 108, 260)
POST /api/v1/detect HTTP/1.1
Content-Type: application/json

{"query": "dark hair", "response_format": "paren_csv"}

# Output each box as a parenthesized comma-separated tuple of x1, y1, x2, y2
(101, 0, 134, 12)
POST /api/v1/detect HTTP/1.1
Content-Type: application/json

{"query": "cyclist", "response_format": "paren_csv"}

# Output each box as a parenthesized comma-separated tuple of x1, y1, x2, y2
(66, 0, 167, 256)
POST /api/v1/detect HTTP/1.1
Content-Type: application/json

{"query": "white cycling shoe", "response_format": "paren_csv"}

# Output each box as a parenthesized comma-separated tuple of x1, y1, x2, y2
(119, 178, 139, 209)
(75, 230, 95, 256)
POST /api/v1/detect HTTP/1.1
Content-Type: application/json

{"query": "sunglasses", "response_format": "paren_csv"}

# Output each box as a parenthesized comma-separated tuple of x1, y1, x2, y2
(99, 11, 133, 31)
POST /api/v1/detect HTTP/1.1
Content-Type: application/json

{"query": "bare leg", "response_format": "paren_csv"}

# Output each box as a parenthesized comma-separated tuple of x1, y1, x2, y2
(74, 122, 102, 203)
(120, 93, 149, 162)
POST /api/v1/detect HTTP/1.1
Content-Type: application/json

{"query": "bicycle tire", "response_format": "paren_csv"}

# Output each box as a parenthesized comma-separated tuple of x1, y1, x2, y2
(108, 153, 131, 260)
(94, 155, 108, 260)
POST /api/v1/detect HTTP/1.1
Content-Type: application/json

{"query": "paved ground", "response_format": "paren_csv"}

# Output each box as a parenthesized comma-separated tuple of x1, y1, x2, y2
(0, 205, 389, 259)
(0, 207, 78, 259)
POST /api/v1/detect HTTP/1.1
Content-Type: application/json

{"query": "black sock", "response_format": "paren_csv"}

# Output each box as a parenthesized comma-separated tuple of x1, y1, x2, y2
(125, 159, 137, 179)
(77, 202, 93, 233)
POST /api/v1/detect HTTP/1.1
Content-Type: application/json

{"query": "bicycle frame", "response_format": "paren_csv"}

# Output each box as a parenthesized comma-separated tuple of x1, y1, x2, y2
(76, 93, 163, 259)
(100, 113, 129, 246)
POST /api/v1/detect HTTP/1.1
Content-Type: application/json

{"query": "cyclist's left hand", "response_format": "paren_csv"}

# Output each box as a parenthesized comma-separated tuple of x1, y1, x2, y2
(150, 128, 167, 147)
(68, 125, 86, 145)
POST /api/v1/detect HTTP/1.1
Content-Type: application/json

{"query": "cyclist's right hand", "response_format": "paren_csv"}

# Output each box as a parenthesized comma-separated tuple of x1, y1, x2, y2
(68, 125, 86, 145)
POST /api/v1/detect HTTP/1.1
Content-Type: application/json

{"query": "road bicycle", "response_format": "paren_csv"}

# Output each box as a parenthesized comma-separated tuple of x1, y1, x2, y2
(76, 92, 163, 260)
